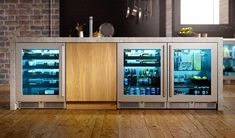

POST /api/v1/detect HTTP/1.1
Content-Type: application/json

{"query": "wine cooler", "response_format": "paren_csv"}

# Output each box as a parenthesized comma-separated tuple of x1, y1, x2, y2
(15, 43, 65, 108)
(118, 43, 167, 108)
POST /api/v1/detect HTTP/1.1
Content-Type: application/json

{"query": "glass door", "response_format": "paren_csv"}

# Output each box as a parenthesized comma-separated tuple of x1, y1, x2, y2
(22, 49, 60, 95)
(168, 43, 217, 102)
(124, 49, 161, 96)
(118, 43, 166, 102)
(16, 43, 65, 102)
(223, 43, 235, 79)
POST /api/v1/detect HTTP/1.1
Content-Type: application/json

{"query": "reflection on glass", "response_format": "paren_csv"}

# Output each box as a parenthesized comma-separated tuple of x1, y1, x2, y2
(174, 49, 211, 96)
(22, 49, 59, 95)
(223, 44, 235, 76)
(123, 49, 161, 96)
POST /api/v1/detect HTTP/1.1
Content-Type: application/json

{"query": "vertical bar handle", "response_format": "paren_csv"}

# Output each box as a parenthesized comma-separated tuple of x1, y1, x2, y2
(169, 45, 172, 97)
(162, 46, 165, 97)
(61, 44, 66, 97)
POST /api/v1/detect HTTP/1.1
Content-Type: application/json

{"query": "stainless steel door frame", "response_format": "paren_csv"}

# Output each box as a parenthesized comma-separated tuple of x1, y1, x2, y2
(117, 43, 167, 102)
(168, 43, 218, 102)
(15, 43, 65, 102)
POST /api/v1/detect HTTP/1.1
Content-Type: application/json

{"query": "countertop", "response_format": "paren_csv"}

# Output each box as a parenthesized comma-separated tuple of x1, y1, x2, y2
(14, 37, 223, 43)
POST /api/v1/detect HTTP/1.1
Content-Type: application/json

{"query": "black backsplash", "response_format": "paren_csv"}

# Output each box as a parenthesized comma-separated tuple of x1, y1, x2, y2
(60, 0, 165, 37)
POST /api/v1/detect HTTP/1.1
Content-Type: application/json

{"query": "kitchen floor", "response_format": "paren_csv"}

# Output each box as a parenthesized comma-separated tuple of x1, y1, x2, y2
(0, 85, 235, 138)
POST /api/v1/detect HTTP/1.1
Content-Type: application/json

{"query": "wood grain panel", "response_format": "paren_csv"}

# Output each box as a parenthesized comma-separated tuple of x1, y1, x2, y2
(66, 43, 116, 102)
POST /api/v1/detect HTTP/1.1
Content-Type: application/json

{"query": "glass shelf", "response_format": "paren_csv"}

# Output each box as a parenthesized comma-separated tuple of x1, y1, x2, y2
(124, 55, 160, 60)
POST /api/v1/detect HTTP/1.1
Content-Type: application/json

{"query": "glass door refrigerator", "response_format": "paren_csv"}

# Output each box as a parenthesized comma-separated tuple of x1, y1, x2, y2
(168, 43, 217, 109)
(15, 43, 65, 108)
(117, 43, 167, 108)
(223, 39, 235, 82)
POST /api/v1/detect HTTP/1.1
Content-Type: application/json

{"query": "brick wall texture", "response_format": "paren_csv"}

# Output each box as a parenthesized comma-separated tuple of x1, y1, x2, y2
(0, 0, 60, 84)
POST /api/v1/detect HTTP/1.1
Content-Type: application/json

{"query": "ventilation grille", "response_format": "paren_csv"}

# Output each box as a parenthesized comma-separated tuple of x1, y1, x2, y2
(145, 102, 165, 108)
(19, 102, 39, 108)
(194, 102, 217, 109)
(44, 102, 65, 108)
(169, 102, 189, 108)
(18, 102, 65, 109)
(119, 102, 139, 108)
(118, 102, 166, 109)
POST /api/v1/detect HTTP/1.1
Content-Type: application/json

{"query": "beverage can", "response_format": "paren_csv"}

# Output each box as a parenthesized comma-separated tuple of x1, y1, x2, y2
(145, 87, 150, 95)
(150, 88, 156, 95)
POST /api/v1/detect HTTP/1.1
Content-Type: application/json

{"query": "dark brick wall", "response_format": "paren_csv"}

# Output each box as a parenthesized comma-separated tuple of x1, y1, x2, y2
(0, 0, 60, 84)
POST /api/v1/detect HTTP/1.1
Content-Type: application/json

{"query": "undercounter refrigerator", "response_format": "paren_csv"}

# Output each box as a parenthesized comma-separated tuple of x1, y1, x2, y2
(118, 42, 218, 109)
(168, 43, 218, 108)
(15, 43, 65, 108)
(117, 43, 167, 108)
(223, 39, 235, 81)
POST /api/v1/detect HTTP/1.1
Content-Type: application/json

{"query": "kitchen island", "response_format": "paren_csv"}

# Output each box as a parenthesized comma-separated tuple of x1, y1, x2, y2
(10, 37, 223, 110)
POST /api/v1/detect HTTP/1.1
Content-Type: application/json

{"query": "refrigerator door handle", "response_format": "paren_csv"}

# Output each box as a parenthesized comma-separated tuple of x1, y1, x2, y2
(162, 46, 165, 97)
(169, 45, 172, 97)
(61, 44, 66, 97)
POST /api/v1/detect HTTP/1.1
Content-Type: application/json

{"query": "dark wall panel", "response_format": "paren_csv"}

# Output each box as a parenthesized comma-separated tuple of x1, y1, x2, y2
(60, 0, 165, 37)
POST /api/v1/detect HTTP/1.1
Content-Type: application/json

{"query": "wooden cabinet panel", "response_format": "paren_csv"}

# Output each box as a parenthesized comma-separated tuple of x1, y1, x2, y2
(66, 43, 116, 101)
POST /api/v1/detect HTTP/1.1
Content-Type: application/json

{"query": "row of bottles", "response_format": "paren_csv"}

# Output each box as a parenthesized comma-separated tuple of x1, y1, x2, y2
(24, 60, 59, 68)
(23, 88, 59, 95)
(124, 59, 160, 66)
(124, 49, 160, 58)
(124, 87, 160, 95)
(23, 79, 59, 87)
(23, 70, 59, 76)
(175, 86, 210, 95)
(124, 68, 160, 86)
(23, 49, 59, 59)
